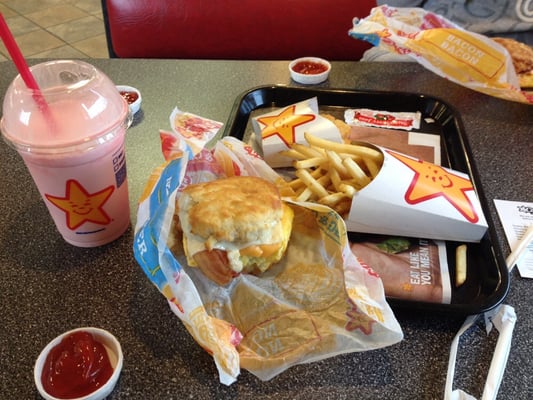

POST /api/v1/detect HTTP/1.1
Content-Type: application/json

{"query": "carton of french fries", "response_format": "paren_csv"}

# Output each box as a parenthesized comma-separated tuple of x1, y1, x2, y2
(254, 102, 488, 243)
(251, 97, 343, 168)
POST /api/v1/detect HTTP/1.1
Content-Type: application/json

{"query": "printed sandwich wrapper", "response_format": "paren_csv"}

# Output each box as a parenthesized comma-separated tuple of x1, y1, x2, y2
(251, 97, 343, 167)
(133, 110, 403, 386)
(345, 146, 488, 242)
(350, 5, 533, 104)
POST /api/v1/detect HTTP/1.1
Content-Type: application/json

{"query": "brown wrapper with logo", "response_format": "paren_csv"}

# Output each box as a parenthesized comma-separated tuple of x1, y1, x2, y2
(350, 234, 451, 304)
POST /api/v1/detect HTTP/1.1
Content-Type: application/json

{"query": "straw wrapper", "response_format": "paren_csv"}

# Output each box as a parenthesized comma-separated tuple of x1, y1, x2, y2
(349, 6, 533, 104)
(133, 112, 403, 384)
(445, 304, 516, 400)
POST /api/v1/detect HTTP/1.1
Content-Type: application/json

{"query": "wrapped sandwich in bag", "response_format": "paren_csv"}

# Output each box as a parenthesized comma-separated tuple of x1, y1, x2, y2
(133, 110, 403, 385)
(350, 5, 533, 104)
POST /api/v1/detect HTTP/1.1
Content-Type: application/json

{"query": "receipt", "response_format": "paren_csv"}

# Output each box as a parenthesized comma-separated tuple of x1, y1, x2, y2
(494, 199, 533, 278)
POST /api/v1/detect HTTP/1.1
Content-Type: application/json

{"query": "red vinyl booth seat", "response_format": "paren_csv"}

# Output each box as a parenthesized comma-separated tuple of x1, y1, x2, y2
(102, 0, 376, 60)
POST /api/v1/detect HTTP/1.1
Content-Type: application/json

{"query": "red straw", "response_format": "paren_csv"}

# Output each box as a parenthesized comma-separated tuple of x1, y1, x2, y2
(0, 13, 41, 91)
(0, 12, 55, 128)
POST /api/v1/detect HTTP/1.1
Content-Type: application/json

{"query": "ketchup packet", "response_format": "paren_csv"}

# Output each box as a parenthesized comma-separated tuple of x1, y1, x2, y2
(350, 5, 533, 104)
(345, 109, 421, 131)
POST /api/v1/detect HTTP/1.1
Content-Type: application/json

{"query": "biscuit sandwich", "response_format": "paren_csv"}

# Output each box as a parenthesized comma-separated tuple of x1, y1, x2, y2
(493, 37, 533, 88)
(177, 176, 294, 285)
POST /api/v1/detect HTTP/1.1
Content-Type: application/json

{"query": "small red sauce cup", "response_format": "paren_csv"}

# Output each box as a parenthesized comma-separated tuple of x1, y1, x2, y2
(289, 57, 331, 85)
(34, 327, 123, 400)
(116, 85, 142, 115)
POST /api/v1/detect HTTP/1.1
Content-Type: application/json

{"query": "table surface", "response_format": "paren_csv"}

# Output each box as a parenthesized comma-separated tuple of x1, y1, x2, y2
(0, 59, 531, 400)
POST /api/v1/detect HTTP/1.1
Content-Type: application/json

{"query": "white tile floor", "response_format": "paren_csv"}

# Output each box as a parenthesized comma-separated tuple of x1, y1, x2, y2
(0, 0, 109, 62)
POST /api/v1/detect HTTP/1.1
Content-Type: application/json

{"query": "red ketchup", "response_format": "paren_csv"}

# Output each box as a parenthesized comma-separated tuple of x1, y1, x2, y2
(292, 61, 328, 75)
(119, 90, 139, 105)
(41, 331, 113, 399)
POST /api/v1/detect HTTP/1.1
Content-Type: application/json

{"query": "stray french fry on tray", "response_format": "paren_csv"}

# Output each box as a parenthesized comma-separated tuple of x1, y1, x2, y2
(455, 244, 467, 287)
(280, 132, 383, 216)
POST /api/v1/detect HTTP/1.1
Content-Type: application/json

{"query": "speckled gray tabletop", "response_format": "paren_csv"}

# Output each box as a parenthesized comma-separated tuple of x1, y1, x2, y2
(0, 59, 531, 399)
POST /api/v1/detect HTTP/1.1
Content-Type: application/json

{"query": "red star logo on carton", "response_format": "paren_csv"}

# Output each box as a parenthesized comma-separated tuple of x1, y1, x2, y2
(257, 105, 315, 147)
(46, 180, 115, 230)
(388, 150, 479, 223)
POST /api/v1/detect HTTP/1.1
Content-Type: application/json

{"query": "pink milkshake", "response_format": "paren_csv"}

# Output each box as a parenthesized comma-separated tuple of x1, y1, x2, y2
(1, 60, 131, 247)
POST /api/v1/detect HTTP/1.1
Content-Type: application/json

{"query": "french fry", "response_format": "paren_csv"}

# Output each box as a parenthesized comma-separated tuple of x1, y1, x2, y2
(318, 192, 349, 207)
(455, 244, 467, 287)
(310, 167, 326, 179)
(274, 177, 297, 197)
(364, 158, 381, 178)
(304, 132, 383, 163)
(288, 178, 305, 189)
(295, 169, 329, 198)
(280, 130, 383, 217)
(328, 167, 343, 191)
(333, 198, 353, 215)
(292, 142, 325, 158)
(295, 187, 314, 202)
(293, 156, 325, 169)
(343, 157, 371, 186)
(338, 152, 363, 163)
(325, 150, 349, 176)
(278, 148, 308, 161)
(339, 183, 356, 197)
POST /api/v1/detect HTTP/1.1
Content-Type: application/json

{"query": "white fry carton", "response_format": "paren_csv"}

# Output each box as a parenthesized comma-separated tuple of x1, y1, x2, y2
(252, 97, 343, 168)
(345, 146, 488, 242)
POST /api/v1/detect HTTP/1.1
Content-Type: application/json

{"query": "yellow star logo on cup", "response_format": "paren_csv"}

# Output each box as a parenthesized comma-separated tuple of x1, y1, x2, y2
(46, 180, 115, 230)
(258, 105, 315, 147)
(388, 150, 479, 223)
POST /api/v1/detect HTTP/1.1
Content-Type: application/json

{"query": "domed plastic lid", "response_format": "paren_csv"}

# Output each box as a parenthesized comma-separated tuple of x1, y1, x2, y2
(1, 60, 130, 155)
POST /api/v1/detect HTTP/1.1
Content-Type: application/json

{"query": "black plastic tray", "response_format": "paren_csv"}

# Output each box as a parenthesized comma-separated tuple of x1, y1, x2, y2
(222, 85, 509, 315)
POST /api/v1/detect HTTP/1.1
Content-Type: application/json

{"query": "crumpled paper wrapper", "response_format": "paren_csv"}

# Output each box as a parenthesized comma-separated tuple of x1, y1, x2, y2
(133, 112, 403, 385)
(350, 5, 533, 104)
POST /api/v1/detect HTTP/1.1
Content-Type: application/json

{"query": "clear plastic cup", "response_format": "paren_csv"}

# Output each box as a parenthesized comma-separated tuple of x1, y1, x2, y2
(1, 60, 132, 247)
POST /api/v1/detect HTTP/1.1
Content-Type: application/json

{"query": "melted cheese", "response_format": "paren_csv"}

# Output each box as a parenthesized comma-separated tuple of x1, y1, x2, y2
(182, 203, 293, 273)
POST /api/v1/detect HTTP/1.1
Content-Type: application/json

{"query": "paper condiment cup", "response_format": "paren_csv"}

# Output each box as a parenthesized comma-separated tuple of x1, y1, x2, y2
(34, 327, 123, 400)
(116, 85, 141, 115)
(289, 57, 331, 85)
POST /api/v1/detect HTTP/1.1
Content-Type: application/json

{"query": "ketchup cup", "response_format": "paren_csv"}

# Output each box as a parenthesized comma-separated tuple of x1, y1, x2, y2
(34, 327, 123, 400)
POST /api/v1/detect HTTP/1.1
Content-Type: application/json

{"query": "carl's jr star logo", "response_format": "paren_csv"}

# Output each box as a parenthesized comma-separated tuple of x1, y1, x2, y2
(258, 106, 315, 147)
(46, 180, 114, 230)
(387, 151, 479, 223)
